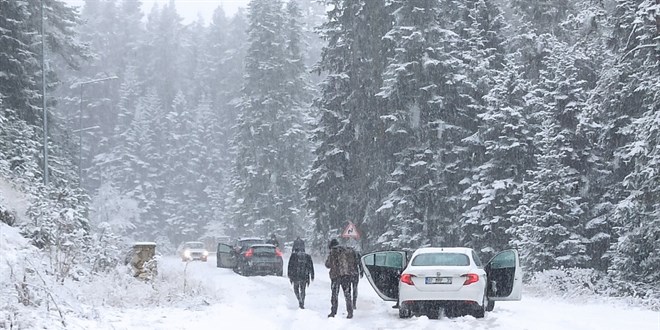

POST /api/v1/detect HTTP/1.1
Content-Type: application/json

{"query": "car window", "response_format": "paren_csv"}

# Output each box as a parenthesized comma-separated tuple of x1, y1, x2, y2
(251, 246, 276, 253)
(490, 250, 516, 269)
(363, 252, 404, 268)
(217, 244, 232, 253)
(472, 251, 483, 268)
(411, 253, 470, 266)
(239, 239, 264, 248)
(185, 242, 204, 249)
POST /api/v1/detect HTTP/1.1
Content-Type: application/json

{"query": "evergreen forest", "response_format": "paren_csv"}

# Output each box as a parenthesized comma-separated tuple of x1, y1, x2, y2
(0, 0, 658, 297)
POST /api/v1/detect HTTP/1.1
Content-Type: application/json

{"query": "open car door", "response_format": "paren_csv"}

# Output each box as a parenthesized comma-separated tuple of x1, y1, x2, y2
(485, 249, 522, 301)
(216, 243, 236, 268)
(361, 251, 407, 301)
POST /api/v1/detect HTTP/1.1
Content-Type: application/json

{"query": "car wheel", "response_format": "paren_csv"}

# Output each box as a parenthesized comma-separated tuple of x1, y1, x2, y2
(398, 302, 412, 319)
(472, 292, 487, 318)
(486, 300, 495, 311)
(240, 263, 250, 276)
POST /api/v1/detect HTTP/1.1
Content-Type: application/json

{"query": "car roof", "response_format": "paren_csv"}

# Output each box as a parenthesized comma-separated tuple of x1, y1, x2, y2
(249, 244, 276, 248)
(412, 247, 474, 256)
(239, 237, 264, 241)
(184, 241, 204, 245)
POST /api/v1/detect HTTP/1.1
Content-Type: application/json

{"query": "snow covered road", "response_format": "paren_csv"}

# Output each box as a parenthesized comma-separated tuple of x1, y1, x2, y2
(76, 256, 659, 330)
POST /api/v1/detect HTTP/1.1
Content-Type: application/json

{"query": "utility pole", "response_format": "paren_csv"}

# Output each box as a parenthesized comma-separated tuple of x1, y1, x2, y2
(41, 0, 48, 186)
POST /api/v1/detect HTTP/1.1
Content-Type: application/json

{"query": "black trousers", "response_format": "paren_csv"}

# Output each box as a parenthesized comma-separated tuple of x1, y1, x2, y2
(293, 281, 307, 305)
(330, 275, 353, 315)
(350, 275, 359, 307)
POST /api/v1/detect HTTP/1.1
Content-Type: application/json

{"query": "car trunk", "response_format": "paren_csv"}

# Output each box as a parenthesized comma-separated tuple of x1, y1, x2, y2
(251, 246, 277, 263)
(408, 266, 472, 292)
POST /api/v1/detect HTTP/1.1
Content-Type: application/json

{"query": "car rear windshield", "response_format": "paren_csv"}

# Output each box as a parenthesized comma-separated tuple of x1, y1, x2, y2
(185, 242, 204, 249)
(239, 239, 264, 248)
(251, 246, 276, 254)
(411, 253, 470, 266)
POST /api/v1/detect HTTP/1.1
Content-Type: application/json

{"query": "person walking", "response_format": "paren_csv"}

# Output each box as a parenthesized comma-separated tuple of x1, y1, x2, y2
(287, 237, 314, 309)
(325, 239, 358, 319)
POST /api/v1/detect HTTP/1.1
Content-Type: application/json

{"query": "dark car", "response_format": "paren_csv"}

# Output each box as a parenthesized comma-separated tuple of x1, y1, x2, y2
(216, 238, 284, 276)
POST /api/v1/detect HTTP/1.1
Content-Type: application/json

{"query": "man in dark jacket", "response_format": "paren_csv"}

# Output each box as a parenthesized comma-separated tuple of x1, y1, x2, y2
(325, 239, 358, 319)
(287, 238, 314, 309)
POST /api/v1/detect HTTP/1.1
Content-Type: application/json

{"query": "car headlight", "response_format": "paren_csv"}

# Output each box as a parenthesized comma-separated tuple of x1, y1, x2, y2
(203, 250, 209, 256)
(184, 250, 191, 258)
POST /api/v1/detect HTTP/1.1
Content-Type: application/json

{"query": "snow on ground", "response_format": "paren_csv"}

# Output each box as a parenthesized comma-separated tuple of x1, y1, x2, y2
(65, 255, 659, 330)
(1, 216, 658, 330)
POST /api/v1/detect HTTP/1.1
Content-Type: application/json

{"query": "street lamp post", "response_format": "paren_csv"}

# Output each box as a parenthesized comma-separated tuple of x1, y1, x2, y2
(75, 76, 118, 186)
(41, 0, 48, 186)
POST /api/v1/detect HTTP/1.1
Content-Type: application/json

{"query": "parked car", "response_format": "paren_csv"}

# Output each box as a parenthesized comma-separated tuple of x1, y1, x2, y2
(216, 237, 283, 276)
(361, 247, 522, 319)
(177, 241, 209, 262)
(215, 238, 263, 269)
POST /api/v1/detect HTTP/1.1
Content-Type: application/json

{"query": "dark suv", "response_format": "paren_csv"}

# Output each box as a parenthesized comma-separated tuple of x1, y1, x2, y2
(216, 238, 283, 276)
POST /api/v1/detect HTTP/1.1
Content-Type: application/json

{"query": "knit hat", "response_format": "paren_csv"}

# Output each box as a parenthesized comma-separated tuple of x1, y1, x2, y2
(293, 237, 305, 252)
(328, 238, 339, 249)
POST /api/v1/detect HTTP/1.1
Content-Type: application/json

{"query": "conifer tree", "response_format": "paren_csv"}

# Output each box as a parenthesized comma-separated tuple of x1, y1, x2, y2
(603, 0, 660, 288)
(231, 0, 311, 239)
(461, 62, 534, 258)
(511, 116, 589, 271)
(307, 0, 393, 248)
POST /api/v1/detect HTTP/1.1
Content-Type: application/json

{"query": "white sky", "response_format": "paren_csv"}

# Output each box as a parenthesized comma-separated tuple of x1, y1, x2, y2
(65, 0, 251, 24)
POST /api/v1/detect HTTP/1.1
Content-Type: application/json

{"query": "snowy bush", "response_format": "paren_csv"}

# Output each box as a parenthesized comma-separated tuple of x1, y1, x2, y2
(84, 222, 127, 274)
(525, 268, 607, 298)
(73, 260, 221, 309)
(525, 268, 660, 311)
(1, 245, 68, 329)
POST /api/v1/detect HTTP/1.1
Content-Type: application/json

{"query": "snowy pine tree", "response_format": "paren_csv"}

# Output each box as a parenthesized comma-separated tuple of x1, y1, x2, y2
(461, 62, 534, 259)
(510, 116, 589, 272)
(230, 0, 311, 240)
(306, 0, 393, 249)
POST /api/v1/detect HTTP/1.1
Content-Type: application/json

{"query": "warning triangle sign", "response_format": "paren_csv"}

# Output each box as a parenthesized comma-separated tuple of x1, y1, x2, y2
(341, 221, 360, 239)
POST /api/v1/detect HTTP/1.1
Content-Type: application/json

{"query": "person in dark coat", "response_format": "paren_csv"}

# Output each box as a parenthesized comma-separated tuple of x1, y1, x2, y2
(266, 234, 280, 248)
(287, 238, 314, 309)
(325, 239, 358, 319)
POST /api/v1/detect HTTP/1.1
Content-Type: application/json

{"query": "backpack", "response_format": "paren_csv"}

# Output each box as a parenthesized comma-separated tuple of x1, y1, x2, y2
(337, 246, 358, 276)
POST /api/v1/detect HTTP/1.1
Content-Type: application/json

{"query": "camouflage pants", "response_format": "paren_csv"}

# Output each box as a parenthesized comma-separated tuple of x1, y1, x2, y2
(330, 275, 353, 316)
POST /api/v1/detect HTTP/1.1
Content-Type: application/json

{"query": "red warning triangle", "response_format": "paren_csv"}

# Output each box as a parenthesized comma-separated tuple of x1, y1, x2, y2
(341, 221, 360, 239)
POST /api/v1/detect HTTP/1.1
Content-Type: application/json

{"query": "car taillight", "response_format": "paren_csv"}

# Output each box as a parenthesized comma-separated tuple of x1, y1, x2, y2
(244, 248, 254, 258)
(463, 273, 479, 285)
(275, 248, 283, 257)
(400, 274, 415, 286)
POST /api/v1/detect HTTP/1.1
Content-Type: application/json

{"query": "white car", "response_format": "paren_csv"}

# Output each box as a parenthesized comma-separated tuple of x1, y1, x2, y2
(361, 247, 522, 319)
(178, 241, 209, 262)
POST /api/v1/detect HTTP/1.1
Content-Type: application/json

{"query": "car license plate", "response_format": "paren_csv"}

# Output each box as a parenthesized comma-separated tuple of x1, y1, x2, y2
(426, 277, 452, 284)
